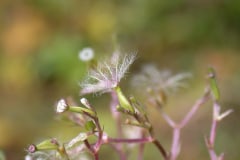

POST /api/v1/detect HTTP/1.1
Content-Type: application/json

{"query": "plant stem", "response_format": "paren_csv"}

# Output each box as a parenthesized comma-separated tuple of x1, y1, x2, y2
(161, 88, 210, 160)
(152, 139, 168, 160)
(180, 89, 210, 127)
(94, 153, 99, 160)
(110, 91, 128, 160)
(209, 118, 217, 147)
(108, 136, 167, 160)
(93, 117, 103, 151)
(108, 137, 152, 143)
(170, 128, 180, 160)
(206, 102, 223, 160)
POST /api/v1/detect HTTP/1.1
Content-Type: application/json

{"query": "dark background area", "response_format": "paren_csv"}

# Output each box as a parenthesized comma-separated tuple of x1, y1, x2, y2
(0, 0, 239, 159)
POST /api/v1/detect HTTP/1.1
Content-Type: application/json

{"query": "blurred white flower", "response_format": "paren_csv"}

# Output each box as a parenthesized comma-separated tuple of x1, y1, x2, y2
(56, 99, 68, 113)
(79, 48, 94, 62)
(25, 151, 53, 160)
(132, 64, 191, 95)
(80, 52, 136, 95)
(25, 155, 32, 160)
(131, 64, 191, 107)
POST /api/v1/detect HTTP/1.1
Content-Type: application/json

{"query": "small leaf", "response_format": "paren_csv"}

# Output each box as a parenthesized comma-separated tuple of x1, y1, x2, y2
(35, 138, 59, 151)
(69, 106, 96, 117)
(84, 120, 96, 131)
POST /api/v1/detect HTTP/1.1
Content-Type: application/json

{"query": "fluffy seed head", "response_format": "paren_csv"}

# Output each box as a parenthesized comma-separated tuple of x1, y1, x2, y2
(132, 64, 191, 96)
(80, 52, 136, 95)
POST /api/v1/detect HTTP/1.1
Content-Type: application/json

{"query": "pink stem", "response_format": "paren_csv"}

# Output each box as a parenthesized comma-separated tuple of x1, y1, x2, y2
(108, 137, 167, 160)
(180, 91, 210, 127)
(108, 137, 152, 143)
(161, 89, 210, 160)
(206, 102, 220, 160)
(170, 128, 181, 160)
(209, 119, 217, 147)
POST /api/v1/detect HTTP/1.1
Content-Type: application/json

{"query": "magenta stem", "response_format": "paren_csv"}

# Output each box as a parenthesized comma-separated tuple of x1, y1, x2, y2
(108, 137, 152, 143)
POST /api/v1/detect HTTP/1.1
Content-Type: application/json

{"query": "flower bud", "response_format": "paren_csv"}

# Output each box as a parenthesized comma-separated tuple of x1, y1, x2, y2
(80, 98, 91, 109)
(56, 99, 69, 113)
(27, 138, 59, 153)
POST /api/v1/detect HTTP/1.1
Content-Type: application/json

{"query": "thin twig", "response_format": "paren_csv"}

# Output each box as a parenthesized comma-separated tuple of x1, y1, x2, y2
(108, 137, 152, 143)
(161, 88, 210, 160)
(180, 89, 210, 127)
(152, 139, 168, 160)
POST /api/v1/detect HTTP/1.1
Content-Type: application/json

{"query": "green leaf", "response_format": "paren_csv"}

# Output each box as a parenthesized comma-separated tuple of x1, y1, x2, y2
(84, 121, 96, 131)
(208, 67, 220, 100)
(36, 139, 59, 151)
(115, 86, 135, 113)
(69, 106, 96, 117)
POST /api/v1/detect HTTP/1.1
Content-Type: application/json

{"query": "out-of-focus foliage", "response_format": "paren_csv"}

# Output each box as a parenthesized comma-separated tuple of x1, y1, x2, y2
(0, 0, 240, 159)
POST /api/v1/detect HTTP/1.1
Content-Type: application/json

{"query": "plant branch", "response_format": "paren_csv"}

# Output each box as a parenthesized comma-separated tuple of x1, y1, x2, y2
(180, 88, 210, 127)
(108, 137, 152, 143)
(152, 139, 168, 160)
(205, 102, 231, 160)
(160, 88, 210, 160)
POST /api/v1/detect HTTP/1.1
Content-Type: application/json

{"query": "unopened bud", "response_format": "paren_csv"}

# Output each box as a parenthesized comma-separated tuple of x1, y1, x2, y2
(80, 98, 91, 109)
(27, 144, 36, 153)
(56, 99, 69, 113)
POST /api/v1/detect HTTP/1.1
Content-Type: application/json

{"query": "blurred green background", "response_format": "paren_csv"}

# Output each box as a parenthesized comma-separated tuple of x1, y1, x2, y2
(0, 0, 240, 159)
